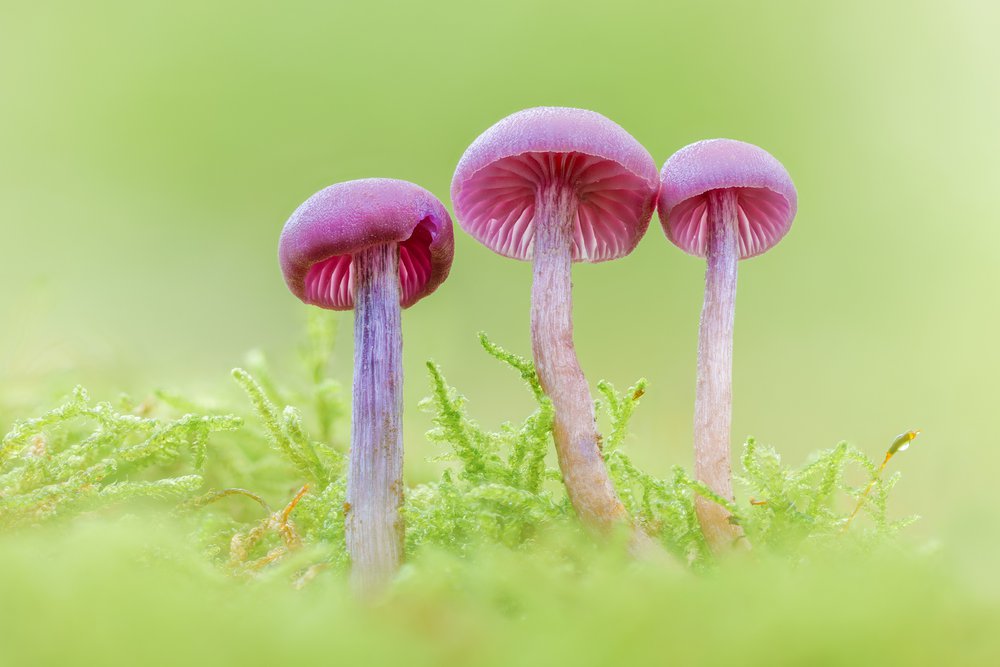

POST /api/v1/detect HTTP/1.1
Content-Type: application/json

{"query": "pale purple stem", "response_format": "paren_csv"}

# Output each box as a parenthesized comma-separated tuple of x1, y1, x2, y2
(694, 189, 743, 551)
(346, 242, 404, 595)
(530, 184, 632, 536)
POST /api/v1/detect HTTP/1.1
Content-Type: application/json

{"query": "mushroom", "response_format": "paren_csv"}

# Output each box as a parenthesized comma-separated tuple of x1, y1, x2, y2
(279, 178, 454, 593)
(657, 139, 797, 551)
(451, 107, 659, 541)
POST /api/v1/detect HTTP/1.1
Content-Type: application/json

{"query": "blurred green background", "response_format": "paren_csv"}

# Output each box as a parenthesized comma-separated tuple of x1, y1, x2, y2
(1, 0, 997, 583)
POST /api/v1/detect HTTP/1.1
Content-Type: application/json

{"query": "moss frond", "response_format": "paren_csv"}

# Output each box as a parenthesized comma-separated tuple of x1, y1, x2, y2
(0, 317, 918, 584)
(0, 389, 240, 529)
(410, 342, 562, 555)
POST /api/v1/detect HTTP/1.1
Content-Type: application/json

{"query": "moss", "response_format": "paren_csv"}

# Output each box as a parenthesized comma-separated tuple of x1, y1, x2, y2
(2, 312, 919, 577)
(0, 312, 956, 665)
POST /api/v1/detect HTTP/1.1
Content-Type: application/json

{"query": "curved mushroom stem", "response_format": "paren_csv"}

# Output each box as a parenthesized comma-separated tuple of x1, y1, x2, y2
(530, 184, 636, 539)
(347, 242, 404, 596)
(694, 189, 745, 552)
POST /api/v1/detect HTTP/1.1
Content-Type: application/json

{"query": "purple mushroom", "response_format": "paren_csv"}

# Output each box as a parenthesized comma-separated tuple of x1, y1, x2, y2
(279, 178, 454, 592)
(658, 139, 797, 551)
(451, 107, 659, 541)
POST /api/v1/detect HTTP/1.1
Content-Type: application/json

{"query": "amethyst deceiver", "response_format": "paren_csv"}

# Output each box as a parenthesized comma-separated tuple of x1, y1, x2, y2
(658, 139, 797, 552)
(280, 178, 454, 593)
(451, 107, 659, 541)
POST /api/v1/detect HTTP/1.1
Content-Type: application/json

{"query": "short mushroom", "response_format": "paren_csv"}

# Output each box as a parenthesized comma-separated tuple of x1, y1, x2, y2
(279, 178, 454, 593)
(451, 107, 659, 542)
(657, 139, 797, 551)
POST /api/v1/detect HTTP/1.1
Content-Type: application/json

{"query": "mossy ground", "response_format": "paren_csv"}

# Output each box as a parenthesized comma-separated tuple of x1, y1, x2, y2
(1, 520, 992, 666)
(0, 313, 992, 665)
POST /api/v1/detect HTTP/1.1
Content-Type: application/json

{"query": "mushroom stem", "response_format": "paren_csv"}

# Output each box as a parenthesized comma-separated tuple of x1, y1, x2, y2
(694, 188, 744, 551)
(530, 184, 632, 535)
(347, 242, 404, 595)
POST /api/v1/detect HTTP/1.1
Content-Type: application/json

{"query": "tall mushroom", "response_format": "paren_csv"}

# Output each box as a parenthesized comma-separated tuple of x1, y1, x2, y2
(657, 139, 797, 552)
(279, 178, 454, 593)
(451, 107, 659, 542)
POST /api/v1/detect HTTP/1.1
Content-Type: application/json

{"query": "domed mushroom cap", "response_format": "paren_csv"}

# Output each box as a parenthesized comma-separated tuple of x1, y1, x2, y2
(279, 178, 454, 310)
(451, 107, 659, 263)
(658, 139, 797, 259)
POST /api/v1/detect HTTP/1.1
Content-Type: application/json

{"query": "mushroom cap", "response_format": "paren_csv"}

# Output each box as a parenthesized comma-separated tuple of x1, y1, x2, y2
(279, 178, 454, 310)
(451, 107, 659, 263)
(657, 139, 797, 259)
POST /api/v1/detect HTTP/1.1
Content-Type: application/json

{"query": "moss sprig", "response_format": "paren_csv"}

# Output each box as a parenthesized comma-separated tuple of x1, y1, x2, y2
(0, 389, 240, 528)
(407, 335, 563, 554)
(0, 315, 920, 583)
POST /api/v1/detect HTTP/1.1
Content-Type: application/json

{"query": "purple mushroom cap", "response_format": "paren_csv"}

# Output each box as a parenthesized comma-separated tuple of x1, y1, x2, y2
(658, 139, 797, 259)
(451, 107, 659, 263)
(279, 178, 454, 310)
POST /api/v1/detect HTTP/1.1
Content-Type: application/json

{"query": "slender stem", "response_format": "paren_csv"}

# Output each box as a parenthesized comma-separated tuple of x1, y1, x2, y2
(694, 189, 743, 552)
(347, 242, 404, 595)
(842, 452, 891, 532)
(530, 184, 632, 535)
(842, 429, 919, 532)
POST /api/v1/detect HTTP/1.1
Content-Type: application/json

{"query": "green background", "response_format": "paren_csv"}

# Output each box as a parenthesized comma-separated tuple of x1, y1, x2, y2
(1, 0, 996, 589)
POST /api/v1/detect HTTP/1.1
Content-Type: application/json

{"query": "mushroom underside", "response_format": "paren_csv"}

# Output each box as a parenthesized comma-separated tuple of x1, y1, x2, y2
(455, 151, 654, 262)
(666, 187, 792, 259)
(302, 218, 436, 309)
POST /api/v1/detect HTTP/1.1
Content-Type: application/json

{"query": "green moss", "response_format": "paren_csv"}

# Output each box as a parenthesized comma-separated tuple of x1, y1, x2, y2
(0, 313, 959, 665)
(0, 385, 240, 528)
(1, 313, 920, 575)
